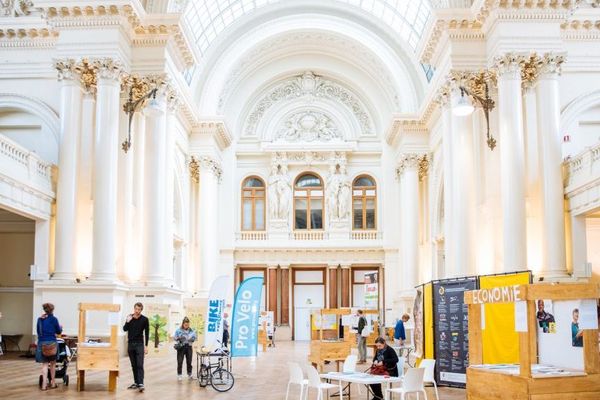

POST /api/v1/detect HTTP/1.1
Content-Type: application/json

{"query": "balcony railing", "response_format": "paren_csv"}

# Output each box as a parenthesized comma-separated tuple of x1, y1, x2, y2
(0, 134, 53, 191)
(236, 231, 268, 241)
(564, 142, 600, 191)
(291, 231, 328, 240)
(350, 231, 381, 240)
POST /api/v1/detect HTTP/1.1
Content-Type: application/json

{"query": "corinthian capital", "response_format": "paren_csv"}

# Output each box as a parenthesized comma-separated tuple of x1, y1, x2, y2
(93, 58, 124, 81)
(197, 155, 223, 182)
(54, 58, 77, 81)
(537, 53, 566, 77)
(396, 153, 429, 180)
(434, 84, 451, 107)
(492, 53, 526, 77)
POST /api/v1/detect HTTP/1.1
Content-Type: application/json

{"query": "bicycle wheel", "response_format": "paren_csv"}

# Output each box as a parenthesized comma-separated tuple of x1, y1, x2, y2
(210, 368, 234, 392)
(198, 364, 209, 387)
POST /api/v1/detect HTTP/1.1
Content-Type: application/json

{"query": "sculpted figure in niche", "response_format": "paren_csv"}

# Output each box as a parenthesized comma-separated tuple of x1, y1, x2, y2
(268, 163, 291, 220)
(327, 164, 351, 221)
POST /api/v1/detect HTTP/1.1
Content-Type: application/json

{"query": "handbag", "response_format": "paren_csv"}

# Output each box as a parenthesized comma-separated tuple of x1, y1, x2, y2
(368, 364, 389, 376)
(38, 318, 57, 357)
(360, 325, 371, 338)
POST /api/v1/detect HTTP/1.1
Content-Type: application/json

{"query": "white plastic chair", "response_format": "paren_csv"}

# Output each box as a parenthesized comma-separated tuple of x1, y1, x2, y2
(397, 356, 406, 378)
(387, 368, 427, 400)
(418, 359, 439, 400)
(286, 362, 308, 400)
(305, 365, 337, 400)
(342, 354, 358, 373)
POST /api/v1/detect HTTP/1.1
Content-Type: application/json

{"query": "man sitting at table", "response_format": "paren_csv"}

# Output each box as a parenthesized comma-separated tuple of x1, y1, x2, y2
(370, 337, 399, 400)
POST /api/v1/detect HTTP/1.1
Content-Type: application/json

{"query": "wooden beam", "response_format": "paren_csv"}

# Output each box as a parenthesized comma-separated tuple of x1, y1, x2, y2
(584, 329, 600, 374)
(281, 268, 289, 325)
(525, 283, 600, 301)
(468, 303, 483, 365)
(79, 303, 120, 312)
(329, 268, 338, 309)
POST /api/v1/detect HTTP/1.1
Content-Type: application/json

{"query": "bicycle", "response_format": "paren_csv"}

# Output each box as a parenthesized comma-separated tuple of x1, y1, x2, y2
(196, 345, 234, 392)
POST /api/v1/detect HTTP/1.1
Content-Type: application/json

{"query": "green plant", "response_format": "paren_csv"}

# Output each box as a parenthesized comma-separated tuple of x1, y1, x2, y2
(149, 314, 168, 348)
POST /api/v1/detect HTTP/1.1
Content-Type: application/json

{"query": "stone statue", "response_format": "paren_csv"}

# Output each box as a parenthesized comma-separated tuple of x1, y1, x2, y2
(326, 164, 351, 221)
(268, 163, 291, 220)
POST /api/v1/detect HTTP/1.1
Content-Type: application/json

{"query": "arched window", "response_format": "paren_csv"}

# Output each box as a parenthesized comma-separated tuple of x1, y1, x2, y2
(352, 175, 376, 230)
(241, 176, 265, 231)
(294, 173, 324, 230)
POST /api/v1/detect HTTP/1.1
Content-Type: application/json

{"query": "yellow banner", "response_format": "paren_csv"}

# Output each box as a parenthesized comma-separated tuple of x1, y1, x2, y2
(479, 272, 530, 364)
(424, 282, 434, 360)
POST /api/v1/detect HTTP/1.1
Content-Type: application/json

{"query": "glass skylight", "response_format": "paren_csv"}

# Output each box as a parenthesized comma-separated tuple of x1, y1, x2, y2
(184, 0, 431, 58)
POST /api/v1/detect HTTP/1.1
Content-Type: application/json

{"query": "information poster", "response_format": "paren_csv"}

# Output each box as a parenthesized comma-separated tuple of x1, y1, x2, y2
(145, 303, 170, 357)
(413, 287, 424, 358)
(432, 277, 477, 387)
(364, 272, 378, 309)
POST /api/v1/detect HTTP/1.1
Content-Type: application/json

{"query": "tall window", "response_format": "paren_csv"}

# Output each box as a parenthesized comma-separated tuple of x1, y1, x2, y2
(241, 177, 265, 231)
(353, 175, 377, 230)
(294, 173, 324, 230)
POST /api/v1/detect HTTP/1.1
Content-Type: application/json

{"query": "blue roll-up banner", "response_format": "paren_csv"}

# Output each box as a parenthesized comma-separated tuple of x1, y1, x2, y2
(231, 276, 264, 357)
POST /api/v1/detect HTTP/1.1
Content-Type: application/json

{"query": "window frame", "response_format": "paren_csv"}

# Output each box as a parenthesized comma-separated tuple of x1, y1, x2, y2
(241, 176, 266, 231)
(293, 172, 325, 231)
(352, 174, 377, 231)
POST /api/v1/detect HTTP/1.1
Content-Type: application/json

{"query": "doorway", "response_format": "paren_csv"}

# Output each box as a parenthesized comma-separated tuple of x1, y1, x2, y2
(292, 268, 325, 341)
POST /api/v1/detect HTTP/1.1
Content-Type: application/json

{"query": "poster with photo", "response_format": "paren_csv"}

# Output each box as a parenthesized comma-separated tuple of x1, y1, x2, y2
(185, 301, 207, 350)
(145, 303, 170, 356)
(535, 299, 556, 334)
(364, 272, 379, 309)
(413, 287, 424, 358)
(538, 300, 584, 370)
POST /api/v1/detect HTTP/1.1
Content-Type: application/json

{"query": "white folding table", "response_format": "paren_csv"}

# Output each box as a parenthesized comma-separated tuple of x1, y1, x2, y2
(321, 371, 403, 400)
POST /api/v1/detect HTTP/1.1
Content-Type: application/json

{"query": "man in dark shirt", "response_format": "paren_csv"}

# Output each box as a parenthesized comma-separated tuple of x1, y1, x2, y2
(123, 302, 149, 392)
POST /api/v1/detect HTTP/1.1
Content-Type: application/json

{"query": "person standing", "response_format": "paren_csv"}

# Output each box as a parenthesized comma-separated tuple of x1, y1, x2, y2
(370, 337, 399, 400)
(123, 302, 149, 392)
(357, 310, 368, 364)
(36, 303, 62, 391)
(174, 317, 197, 380)
(394, 314, 410, 346)
(222, 312, 230, 348)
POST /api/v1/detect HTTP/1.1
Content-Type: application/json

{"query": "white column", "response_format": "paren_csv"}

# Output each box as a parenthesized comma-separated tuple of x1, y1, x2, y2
(142, 96, 167, 284)
(536, 54, 567, 278)
(35, 219, 51, 276)
(439, 94, 454, 277)
(131, 112, 146, 281)
(450, 108, 475, 276)
(197, 157, 221, 295)
(398, 154, 421, 289)
(570, 214, 587, 278)
(495, 54, 528, 272)
(117, 95, 134, 281)
(90, 59, 122, 281)
(53, 64, 82, 280)
(523, 86, 543, 270)
(164, 103, 177, 284)
(76, 93, 96, 277)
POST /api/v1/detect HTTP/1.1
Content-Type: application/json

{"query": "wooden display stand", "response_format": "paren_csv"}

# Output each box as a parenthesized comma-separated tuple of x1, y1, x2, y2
(76, 303, 121, 392)
(464, 283, 600, 400)
(309, 308, 352, 372)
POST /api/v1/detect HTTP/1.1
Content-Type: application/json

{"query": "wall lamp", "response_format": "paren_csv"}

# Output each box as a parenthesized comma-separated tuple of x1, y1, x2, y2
(452, 82, 496, 150)
(122, 87, 161, 153)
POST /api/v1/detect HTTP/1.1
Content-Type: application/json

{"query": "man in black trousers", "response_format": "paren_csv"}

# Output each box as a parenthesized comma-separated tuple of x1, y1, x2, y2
(123, 302, 149, 392)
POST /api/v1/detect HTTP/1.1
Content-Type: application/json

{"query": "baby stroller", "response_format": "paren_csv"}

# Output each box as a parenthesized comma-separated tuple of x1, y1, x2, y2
(38, 338, 73, 387)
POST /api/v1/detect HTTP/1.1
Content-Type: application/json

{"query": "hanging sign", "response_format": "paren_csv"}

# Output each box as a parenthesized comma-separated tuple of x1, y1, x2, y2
(204, 275, 230, 350)
(471, 285, 522, 304)
(364, 272, 379, 309)
(231, 277, 264, 357)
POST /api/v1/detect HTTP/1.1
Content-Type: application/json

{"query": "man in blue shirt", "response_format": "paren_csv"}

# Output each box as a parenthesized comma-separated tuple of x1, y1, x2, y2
(394, 314, 410, 346)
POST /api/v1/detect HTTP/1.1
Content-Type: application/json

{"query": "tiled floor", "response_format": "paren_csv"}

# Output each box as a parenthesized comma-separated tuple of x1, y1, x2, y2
(0, 342, 466, 399)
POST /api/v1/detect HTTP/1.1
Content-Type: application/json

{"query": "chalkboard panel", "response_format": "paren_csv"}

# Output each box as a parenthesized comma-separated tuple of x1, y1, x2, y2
(432, 277, 477, 387)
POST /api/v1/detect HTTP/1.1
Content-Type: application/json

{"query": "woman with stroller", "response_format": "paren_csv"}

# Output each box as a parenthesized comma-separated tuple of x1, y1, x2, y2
(174, 317, 197, 380)
(36, 303, 62, 390)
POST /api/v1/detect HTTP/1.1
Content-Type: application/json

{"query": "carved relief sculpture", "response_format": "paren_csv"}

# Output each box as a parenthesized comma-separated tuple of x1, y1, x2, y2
(276, 110, 341, 142)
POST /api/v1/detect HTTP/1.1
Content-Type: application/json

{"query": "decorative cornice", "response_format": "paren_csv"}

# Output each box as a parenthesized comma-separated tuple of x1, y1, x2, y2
(385, 118, 428, 146)
(133, 23, 194, 68)
(420, 17, 483, 64)
(1, 0, 33, 17)
(193, 121, 232, 151)
(40, 4, 141, 30)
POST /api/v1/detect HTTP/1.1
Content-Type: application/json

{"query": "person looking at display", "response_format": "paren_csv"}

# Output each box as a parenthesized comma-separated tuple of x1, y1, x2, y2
(536, 300, 555, 333)
(572, 308, 584, 347)
(123, 302, 149, 392)
(394, 314, 410, 346)
(369, 337, 399, 400)
(356, 310, 368, 364)
(174, 317, 197, 380)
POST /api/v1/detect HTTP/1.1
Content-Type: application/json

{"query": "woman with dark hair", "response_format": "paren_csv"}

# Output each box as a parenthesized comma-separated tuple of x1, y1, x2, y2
(369, 337, 399, 400)
(174, 317, 197, 380)
(36, 303, 62, 390)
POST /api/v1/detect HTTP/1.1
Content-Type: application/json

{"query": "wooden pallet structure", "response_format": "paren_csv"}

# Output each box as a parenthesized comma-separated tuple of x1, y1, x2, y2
(309, 308, 352, 372)
(76, 303, 121, 392)
(464, 283, 600, 400)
